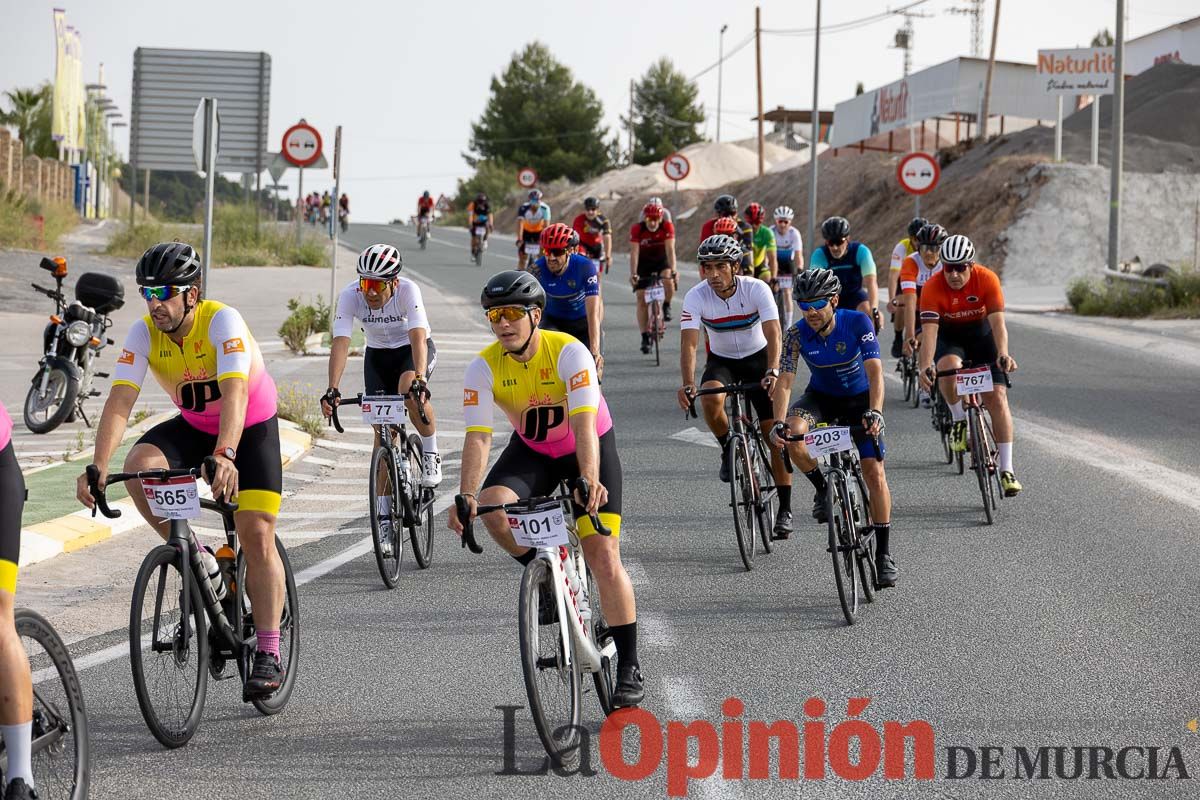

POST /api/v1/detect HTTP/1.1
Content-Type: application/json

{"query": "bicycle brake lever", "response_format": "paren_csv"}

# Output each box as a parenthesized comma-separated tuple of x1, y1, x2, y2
(86, 463, 121, 519)
(453, 494, 483, 554)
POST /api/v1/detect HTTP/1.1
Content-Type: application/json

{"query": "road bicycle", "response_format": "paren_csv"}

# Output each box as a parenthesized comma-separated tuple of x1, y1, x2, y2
(470, 222, 489, 267)
(685, 383, 777, 571)
(643, 277, 667, 367)
(87, 459, 300, 748)
(934, 366, 1009, 525)
(417, 216, 431, 249)
(330, 390, 435, 586)
(779, 424, 880, 625)
(1, 608, 90, 799)
(454, 479, 616, 767)
(928, 379, 963, 473)
(897, 347, 920, 409)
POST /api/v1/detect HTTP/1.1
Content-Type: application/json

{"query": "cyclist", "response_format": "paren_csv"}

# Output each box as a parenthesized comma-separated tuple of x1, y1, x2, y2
(416, 190, 435, 238)
(0, 402, 36, 800)
(320, 190, 331, 224)
(771, 205, 803, 328)
(888, 217, 926, 357)
(629, 202, 677, 353)
(677, 234, 792, 539)
(572, 196, 613, 275)
(74, 242, 289, 697)
(745, 202, 778, 284)
(467, 192, 493, 259)
(809, 216, 881, 332)
(900, 223, 948, 407)
(918, 235, 1021, 497)
(700, 194, 753, 274)
(516, 189, 551, 270)
(529, 223, 604, 376)
(449, 270, 644, 708)
(771, 268, 896, 586)
(641, 196, 674, 224)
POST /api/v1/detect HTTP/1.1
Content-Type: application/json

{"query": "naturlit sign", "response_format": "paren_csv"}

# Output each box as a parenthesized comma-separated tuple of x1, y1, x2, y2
(1037, 47, 1116, 95)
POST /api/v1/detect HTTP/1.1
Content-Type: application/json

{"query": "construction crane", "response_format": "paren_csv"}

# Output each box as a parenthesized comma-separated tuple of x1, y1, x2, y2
(948, 0, 985, 58)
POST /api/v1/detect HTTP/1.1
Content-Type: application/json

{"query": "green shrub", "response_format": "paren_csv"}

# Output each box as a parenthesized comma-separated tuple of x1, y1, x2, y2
(278, 295, 331, 353)
(1067, 271, 1200, 318)
(276, 382, 325, 439)
(0, 184, 80, 249)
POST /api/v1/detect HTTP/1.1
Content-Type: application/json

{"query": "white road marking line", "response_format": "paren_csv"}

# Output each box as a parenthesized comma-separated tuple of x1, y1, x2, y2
(315, 439, 375, 453)
(670, 427, 720, 448)
(302, 455, 336, 467)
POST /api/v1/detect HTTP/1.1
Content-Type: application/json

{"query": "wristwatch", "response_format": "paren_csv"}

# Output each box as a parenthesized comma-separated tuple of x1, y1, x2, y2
(765, 368, 781, 378)
(214, 446, 236, 461)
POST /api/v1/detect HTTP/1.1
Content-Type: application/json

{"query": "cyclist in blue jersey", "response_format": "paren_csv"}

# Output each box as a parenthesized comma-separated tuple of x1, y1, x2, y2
(809, 216, 881, 333)
(770, 268, 896, 588)
(530, 223, 604, 375)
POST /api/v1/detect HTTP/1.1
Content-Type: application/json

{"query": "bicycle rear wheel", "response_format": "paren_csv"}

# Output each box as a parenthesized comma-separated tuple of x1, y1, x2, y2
(968, 409, 994, 525)
(907, 360, 920, 408)
(826, 474, 860, 625)
(586, 565, 615, 716)
(405, 435, 435, 569)
(728, 434, 758, 571)
(129, 544, 208, 749)
(902, 359, 914, 403)
(16, 608, 89, 800)
(368, 444, 403, 588)
(518, 558, 582, 766)
(236, 537, 301, 715)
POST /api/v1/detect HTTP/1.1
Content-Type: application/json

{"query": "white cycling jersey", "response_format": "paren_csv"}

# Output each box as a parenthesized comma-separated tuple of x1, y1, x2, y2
(680, 276, 779, 360)
(332, 277, 431, 350)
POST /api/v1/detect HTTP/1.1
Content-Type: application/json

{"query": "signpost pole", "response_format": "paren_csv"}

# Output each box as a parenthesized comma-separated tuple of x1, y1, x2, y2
(1091, 96, 1100, 166)
(201, 97, 218, 292)
(1054, 96, 1063, 162)
(1107, 0, 1125, 272)
(329, 125, 342, 319)
(807, 0, 821, 266)
(296, 166, 304, 248)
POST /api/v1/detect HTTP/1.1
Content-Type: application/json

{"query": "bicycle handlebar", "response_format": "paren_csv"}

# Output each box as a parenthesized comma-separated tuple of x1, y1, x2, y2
(453, 477, 610, 555)
(931, 365, 1012, 387)
(774, 423, 883, 473)
(327, 388, 430, 433)
(86, 456, 238, 519)
(683, 382, 768, 419)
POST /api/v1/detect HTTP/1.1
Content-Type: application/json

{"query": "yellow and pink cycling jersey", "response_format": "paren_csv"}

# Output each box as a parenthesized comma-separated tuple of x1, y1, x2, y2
(112, 299, 277, 434)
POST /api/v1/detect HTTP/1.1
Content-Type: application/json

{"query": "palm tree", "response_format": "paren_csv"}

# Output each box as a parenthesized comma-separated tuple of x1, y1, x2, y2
(0, 84, 58, 157)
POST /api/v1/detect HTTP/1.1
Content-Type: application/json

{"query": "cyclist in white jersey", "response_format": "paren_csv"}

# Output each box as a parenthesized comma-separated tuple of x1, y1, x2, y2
(771, 205, 803, 329)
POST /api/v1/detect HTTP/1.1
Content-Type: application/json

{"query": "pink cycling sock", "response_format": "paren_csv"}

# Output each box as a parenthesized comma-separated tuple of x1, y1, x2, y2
(257, 629, 280, 659)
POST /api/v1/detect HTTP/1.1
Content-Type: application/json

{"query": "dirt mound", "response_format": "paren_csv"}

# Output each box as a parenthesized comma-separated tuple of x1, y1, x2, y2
(1064, 61, 1200, 150)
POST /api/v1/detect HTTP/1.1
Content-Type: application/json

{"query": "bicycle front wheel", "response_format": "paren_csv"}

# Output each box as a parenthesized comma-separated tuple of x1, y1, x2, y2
(518, 558, 582, 766)
(728, 434, 758, 571)
(826, 474, 860, 625)
(17, 609, 90, 800)
(129, 544, 208, 748)
(368, 444, 403, 588)
(651, 301, 662, 367)
(405, 435, 435, 569)
(849, 470, 877, 604)
(751, 433, 774, 554)
(237, 537, 301, 715)
(586, 565, 615, 716)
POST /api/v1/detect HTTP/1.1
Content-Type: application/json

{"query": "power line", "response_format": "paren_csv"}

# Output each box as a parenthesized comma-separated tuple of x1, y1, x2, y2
(689, 32, 756, 81)
(762, 0, 931, 36)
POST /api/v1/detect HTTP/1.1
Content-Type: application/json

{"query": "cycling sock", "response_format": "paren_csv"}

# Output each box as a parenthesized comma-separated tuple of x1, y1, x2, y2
(997, 442, 1014, 472)
(1, 721, 33, 786)
(777, 485, 792, 512)
(950, 401, 965, 422)
(420, 434, 438, 454)
(610, 621, 639, 669)
(513, 548, 537, 567)
(717, 433, 730, 449)
(256, 629, 280, 660)
(804, 468, 827, 495)
(874, 523, 891, 555)
(376, 495, 391, 516)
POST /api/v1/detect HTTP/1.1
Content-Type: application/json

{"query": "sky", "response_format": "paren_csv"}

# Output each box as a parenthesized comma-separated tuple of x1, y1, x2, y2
(1, 0, 1195, 222)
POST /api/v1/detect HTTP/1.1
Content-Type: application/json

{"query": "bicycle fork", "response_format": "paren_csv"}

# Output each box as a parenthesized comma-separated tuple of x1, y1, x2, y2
(167, 523, 242, 661)
(538, 546, 614, 675)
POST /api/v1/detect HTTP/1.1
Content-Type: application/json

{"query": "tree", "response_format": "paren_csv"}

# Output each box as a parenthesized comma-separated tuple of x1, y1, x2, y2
(1091, 29, 1114, 47)
(0, 84, 57, 158)
(625, 58, 705, 165)
(467, 42, 612, 183)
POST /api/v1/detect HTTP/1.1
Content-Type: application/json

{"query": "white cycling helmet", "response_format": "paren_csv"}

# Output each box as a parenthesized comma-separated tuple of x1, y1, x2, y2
(357, 243, 403, 279)
(773, 205, 795, 221)
(940, 235, 976, 265)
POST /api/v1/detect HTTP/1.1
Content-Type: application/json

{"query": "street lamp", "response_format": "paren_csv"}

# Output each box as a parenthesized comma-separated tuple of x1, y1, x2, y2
(717, 24, 729, 143)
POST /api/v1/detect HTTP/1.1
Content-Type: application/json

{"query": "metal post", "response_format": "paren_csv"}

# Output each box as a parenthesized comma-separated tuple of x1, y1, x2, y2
(329, 126, 342, 319)
(717, 24, 728, 143)
(1054, 96, 1063, 162)
(1108, 0, 1125, 272)
(806, 0, 821, 265)
(1091, 96, 1100, 166)
(201, 98, 218, 292)
(295, 166, 304, 248)
(143, 169, 150, 221)
(755, 5, 764, 176)
(628, 79, 635, 163)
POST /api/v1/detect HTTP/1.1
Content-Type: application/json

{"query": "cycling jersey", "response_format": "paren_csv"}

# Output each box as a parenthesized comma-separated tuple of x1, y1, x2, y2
(899, 253, 942, 294)
(781, 309, 880, 396)
(467, 200, 491, 225)
(680, 276, 778, 360)
(629, 220, 676, 273)
(113, 299, 278, 435)
(417, 197, 435, 215)
(750, 225, 777, 271)
(919, 264, 1004, 331)
(531, 254, 599, 322)
(890, 237, 916, 271)
(332, 278, 430, 350)
(0, 400, 10, 452)
(572, 212, 611, 259)
(462, 330, 612, 459)
(518, 202, 551, 238)
(772, 225, 803, 273)
(810, 242, 876, 305)
(1, 403, 22, 594)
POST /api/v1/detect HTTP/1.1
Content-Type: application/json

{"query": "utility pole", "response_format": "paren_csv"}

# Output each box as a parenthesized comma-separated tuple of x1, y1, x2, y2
(891, 11, 932, 78)
(755, 6, 764, 176)
(948, 0, 985, 58)
(716, 24, 728, 143)
(978, 0, 1001, 141)
(628, 78, 636, 164)
(807, 0, 821, 265)
(1108, 0, 1125, 272)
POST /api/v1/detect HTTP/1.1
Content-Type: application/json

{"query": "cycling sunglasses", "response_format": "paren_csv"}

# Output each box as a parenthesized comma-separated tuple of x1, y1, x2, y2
(826, 238, 848, 247)
(943, 262, 971, 273)
(775, 219, 791, 225)
(545, 247, 569, 258)
(485, 306, 531, 324)
(139, 285, 189, 302)
(798, 298, 832, 311)
(359, 277, 393, 293)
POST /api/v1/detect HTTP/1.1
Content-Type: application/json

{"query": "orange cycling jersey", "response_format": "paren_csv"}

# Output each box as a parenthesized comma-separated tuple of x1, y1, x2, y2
(899, 252, 940, 295)
(919, 264, 1004, 327)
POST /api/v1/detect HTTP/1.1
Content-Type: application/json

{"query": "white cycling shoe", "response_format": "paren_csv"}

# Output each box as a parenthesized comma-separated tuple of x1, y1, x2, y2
(421, 452, 443, 487)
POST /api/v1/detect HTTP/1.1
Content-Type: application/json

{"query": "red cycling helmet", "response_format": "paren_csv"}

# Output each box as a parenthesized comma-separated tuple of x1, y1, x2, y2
(745, 202, 766, 225)
(642, 203, 664, 221)
(540, 222, 574, 251)
(713, 217, 739, 235)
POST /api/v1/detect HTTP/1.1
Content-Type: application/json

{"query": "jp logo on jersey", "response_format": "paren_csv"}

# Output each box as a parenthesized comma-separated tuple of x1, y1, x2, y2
(521, 404, 565, 442)
(178, 380, 221, 413)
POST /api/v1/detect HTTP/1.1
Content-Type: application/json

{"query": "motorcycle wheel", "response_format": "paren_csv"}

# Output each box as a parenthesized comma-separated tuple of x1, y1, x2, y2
(23, 364, 78, 434)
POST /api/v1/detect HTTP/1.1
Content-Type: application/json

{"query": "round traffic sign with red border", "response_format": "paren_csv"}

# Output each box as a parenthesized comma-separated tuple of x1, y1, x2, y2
(517, 167, 538, 189)
(282, 122, 323, 168)
(663, 152, 691, 182)
(897, 152, 940, 195)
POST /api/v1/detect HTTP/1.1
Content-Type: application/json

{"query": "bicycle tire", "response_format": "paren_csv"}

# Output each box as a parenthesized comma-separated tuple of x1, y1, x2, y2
(936, 400, 954, 465)
(902, 359, 914, 403)
(129, 544, 208, 749)
(586, 565, 615, 716)
(956, 447, 965, 475)
(826, 474, 860, 625)
(518, 558, 582, 766)
(969, 409, 994, 525)
(978, 410, 1002, 519)
(368, 444, 403, 588)
(751, 432, 774, 554)
(728, 434, 757, 571)
(651, 299, 662, 367)
(406, 434, 435, 569)
(907, 359, 921, 409)
(237, 538, 301, 715)
(849, 469, 877, 603)
(15, 608, 90, 800)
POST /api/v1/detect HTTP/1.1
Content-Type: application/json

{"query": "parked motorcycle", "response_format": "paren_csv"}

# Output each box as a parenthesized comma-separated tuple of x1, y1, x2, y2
(24, 256, 125, 434)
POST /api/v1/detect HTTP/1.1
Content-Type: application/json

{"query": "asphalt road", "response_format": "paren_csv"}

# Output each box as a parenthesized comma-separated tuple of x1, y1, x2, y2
(16, 222, 1200, 798)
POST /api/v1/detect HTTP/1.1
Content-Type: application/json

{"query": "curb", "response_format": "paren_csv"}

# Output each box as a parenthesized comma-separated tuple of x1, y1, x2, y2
(17, 418, 314, 570)
(19, 409, 178, 477)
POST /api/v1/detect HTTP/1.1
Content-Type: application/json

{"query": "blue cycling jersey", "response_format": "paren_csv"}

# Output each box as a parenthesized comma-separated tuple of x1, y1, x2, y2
(809, 242, 876, 300)
(532, 254, 599, 321)
(781, 309, 881, 396)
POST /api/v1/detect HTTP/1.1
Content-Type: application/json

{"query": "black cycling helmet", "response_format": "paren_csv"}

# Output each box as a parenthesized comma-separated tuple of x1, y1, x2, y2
(907, 216, 929, 238)
(583, 196, 600, 210)
(422, 190, 431, 198)
(914, 223, 949, 248)
(821, 216, 850, 241)
(713, 194, 738, 216)
(480, 270, 545, 310)
(476, 192, 487, 203)
(792, 268, 841, 303)
(135, 242, 201, 286)
(697, 234, 743, 263)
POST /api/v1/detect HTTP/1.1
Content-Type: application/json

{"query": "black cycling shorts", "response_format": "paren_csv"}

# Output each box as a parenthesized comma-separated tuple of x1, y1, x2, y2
(838, 287, 869, 309)
(787, 389, 886, 460)
(0, 442, 26, 594)
(136, 415, 283, 515)
(700, 347, 776, 424)
(635, 258, 671, 282)
(777, 254, 796, 275)
(541, 315, 595, 354)
(363, 340, 437, 395)
(934, 326, 1007, 384)
(482, 429, 623, 538)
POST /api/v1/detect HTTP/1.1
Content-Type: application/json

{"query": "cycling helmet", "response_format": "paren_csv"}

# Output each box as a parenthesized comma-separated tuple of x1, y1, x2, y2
(481, 270, 545, 310)
(940, 234, 976, 265)
(907, 216, 929, 238)
(714, 194, 738, 216)
(583, 196, 600, 210)
(528, 189, 543, 202)
(642, 202, 663, 221)
(774, 206, 795, 221)
(476, 192, 487, 203)
(914, 223, 949, 248)
(422, 190, 431, 198)
(567, 228, 580, 248)
(792, 268, 841, 303)
(136, 242, 201, 286)
(539, 222, 574, 251)
(821, 216, 850, 241)
(648, 196, 664, 208)
(697, 234, 743, 263)
(745, 203, 766, 225)
(713, 217, 739, 235)
(357, 244, 403, 279)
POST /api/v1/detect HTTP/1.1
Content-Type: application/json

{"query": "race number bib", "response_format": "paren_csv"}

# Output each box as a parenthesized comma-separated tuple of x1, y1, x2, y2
(526, 243, 541, 258)
(776, 275, 793, 290)
(361, 395, 408, 425)
(508, 502, 570, 548)
(143, 475, 201, 520)
(643, 284, 666, 303)
(474, 226, 487, 236)
(955, 367, 994, 396)
(804, 426, 854, 457)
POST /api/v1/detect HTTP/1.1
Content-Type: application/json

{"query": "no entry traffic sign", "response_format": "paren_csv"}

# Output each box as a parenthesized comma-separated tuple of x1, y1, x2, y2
(282, 121, 323, 168)
(897, 152, 940, 195)
(517, 167, 538, 189)
(663, 152, 691, 182)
